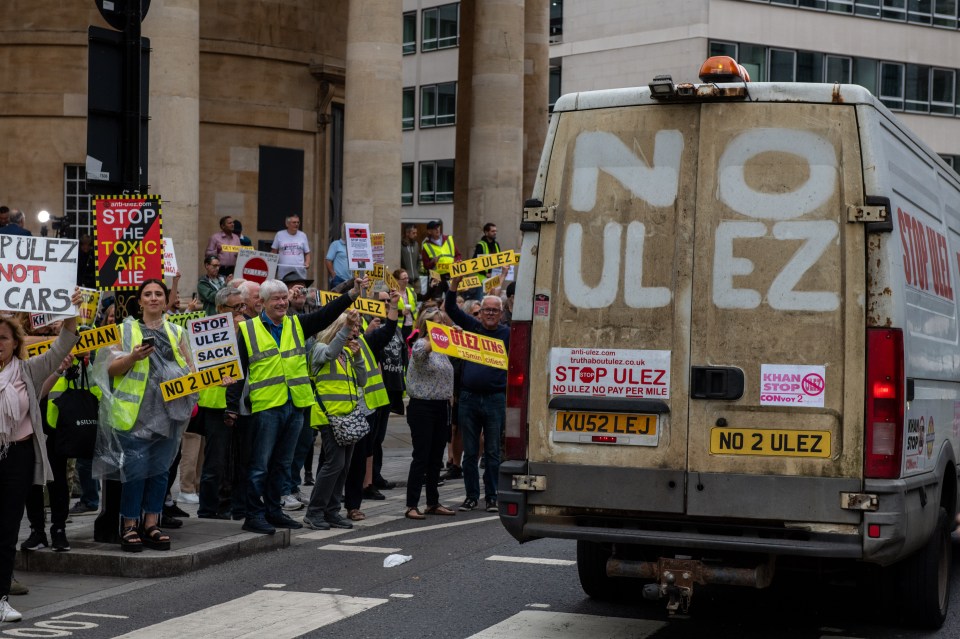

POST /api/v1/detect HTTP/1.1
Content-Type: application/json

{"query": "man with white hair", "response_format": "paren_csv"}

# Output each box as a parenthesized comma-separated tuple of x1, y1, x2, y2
(226, 276, 367, 534)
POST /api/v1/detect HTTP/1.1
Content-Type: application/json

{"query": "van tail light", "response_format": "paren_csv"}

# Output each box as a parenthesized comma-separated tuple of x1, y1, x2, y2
(505, 320, 531, 460)
(864, 328, 904, 479)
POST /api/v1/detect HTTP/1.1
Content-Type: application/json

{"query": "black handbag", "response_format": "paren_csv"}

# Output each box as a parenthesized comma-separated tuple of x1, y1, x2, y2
(53, 362, 99, 459)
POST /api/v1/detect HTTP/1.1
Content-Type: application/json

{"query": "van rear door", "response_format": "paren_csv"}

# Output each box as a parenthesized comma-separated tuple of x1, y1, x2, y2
(527, 99, 865, 524)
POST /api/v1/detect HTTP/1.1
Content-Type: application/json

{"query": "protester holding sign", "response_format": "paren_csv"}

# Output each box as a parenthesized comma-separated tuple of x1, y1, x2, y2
(0, 289, 82, 622)
(91, 279, 196, 553)
(403, 307, 457, 521)
(444, 277, 510, 513)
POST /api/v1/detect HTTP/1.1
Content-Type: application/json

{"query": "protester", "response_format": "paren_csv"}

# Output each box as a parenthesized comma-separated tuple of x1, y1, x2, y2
(233, 220, 253, 248)
(271, 215, 311, 281)
(197, 256, 225, 316)
(403, 307, 456, 519)
(93, 280, 197, 552)
(225, 277, 363, 535)
(0, 290, 82, 623)
(0, 210, 31, 237)
(394, 269, 418, 324)
(77, 235, 97, 289)
(205, 216, 241, 276)
(420, 220, 460, 276)
(324, 237, 350, 288)
(400, 224, 422, 284)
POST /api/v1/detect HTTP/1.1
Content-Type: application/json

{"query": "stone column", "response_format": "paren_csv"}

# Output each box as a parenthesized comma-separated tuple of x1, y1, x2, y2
(342, 0, 402, 270)
(467, 0, 525, 252)
(523, 0, 549, 201)
(142, 0, 200, 295)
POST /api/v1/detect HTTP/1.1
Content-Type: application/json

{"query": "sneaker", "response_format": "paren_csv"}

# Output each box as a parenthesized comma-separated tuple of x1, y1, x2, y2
(179, 492, 199, 504)
(361, 486, 385, 500)
(295, 490, 311, 505)
(459, 498, 478, 512)
(241, 516, 276, 535)
(163, 504, 190, 518)
(0, 596, 22, 623)
(266, 513, 303, 529)
(50, 528, 70, 552)
(441, 465, 463, 480)
(325, 514, 353, 529)
(303, 473, 315, 486)
(68, 501, 97, 515)
(281, 494, 305, 510)
(160, 514, 183, 529)
(373, 479, 396, 490)
(8, 579, 27, 596)
(20, 530, 48, 551)
(303, 516, 331, 531)
(485, 499, 498, 513)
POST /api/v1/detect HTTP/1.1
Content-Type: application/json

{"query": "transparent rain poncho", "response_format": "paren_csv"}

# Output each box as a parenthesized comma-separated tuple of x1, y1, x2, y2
(90, 317, 197, 482)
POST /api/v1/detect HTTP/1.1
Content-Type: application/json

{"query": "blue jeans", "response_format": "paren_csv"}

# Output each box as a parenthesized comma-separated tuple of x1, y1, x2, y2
(286, 414, 315, 495)
(459, 390, 505, 502)
(119, 436, 178, 519)
(76, 457, 100, 509)
(246, 403, 303, 520)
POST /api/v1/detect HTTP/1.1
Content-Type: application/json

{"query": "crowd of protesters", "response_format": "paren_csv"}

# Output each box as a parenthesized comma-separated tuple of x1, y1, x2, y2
(2, 214, 515, 624)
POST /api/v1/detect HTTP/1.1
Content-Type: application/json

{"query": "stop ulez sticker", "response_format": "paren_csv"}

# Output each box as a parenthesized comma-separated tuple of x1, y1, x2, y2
(243, 257, 269, 284)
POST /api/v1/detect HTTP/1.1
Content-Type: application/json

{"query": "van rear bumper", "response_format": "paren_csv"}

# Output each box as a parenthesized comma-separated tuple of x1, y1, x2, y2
(498, 460, 864, 559)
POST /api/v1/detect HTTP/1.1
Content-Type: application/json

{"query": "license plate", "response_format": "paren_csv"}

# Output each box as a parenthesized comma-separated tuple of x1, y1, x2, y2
(553, 411, 659, 447)
(710, 428, 831, 458)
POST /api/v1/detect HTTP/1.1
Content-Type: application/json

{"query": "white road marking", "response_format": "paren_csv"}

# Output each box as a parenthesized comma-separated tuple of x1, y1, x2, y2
(263, 584, 286, 589)
(110, 590, 387, 639)
(320, 588, 342, 592)
(296, 528, 352, 540)
(526, 603, 551, 608)
(390, 594, 415, 599)
(320, 543, 402, 554)
(343, 515, 499, 544)
(353, 514, 402, 527)
(486, 555, 576, 566)
(467, 611, 666, 639)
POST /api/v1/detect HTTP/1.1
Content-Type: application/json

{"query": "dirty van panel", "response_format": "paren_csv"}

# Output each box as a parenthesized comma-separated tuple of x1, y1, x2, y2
(686, 103, 866, 496)
(526, 104, 700, 487)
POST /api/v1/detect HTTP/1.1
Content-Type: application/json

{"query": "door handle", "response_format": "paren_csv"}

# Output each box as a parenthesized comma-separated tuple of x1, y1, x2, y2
(690, 366, 744, 400)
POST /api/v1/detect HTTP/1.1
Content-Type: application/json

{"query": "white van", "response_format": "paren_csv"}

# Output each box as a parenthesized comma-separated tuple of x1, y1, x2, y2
(500, 57, 960, 628)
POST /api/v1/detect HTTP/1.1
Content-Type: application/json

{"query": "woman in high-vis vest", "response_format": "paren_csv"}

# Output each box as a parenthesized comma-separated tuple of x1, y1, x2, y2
(393, 268, 419, 325)
(302, 309, 366, 531)
(0, 290, 82, 624)
(95, 280, 195, 553)
(403, 307, 457, 520)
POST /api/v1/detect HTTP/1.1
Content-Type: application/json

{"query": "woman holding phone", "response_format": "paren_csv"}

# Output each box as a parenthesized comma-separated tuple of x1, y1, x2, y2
(93, 279, 196, 552)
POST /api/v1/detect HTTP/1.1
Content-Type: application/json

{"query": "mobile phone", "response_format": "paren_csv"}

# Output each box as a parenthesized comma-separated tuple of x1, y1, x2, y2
(141, 336, 156, 348)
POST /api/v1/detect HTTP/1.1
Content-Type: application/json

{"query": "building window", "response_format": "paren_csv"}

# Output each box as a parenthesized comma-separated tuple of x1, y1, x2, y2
(931, 68, 955, 115)
(826, 0, 853, 13)
(882, 0, 908, 20)
(549, 66, 562, 112)
(420, 82, 457, 128)
(419, 160, 455, 203)
(64, 164, 93, 239)
(934, 0, 957, 27)
(403, 12, 417, 55)
(709, 41, 738, 59)
(422, 3, 459, 52)
(402, 163, 414, 205)
(905, 64, 931, 112)
(403, 87, 415, 130)
(908, 0, 933, 23)
(825, 55, 852, 83)
(855, 0, 882, 16)
(880, 61, 905, 109)
(550, 0, 563, 41)
(796, 51, 824, 82)
(769, 49, 796, 81)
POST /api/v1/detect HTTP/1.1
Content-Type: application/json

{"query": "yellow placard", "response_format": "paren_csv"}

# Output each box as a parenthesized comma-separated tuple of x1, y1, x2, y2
(371, 263, 386, 280)
(166, 311, 205, 327)
(461, 275, 482, 289)
(483, 275, 503, 293)
(28, 324, 121, 358)
(77, 288, 100, 328)
(710, 428, 831, 458)
(450, 251, 518, 278)
(384, 271, 400, 291)
(318, 291, 388, 318)
(425, 320, 507, 370)
(160, 360, 244, 402)
(429, 269, 440, 281)
(220, 244, 241, 253)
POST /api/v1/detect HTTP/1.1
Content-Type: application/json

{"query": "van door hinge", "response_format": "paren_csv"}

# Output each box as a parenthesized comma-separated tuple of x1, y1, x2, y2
(847, 204, 887, 224)
(512, 475, 547, 491)
(522, 205, 556, 224)
(840, 492, 879, 511)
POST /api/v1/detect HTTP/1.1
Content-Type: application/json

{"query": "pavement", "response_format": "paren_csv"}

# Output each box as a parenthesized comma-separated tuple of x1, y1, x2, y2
(11, 412, 475, 617)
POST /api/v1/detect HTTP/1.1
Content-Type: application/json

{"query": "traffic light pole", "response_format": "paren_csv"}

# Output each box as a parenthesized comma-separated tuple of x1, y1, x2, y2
(122, 1, 142, 193)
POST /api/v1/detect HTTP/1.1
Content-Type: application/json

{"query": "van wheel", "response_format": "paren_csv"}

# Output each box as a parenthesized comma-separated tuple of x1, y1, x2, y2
(577, 541, 624, 600)
(898, 506, 951, 629)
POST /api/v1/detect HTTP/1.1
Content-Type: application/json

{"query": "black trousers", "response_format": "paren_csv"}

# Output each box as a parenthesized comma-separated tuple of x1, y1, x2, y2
(25, 433, 70, 532)
(405, 398, 450, 509)
(0, 440, 35, 598)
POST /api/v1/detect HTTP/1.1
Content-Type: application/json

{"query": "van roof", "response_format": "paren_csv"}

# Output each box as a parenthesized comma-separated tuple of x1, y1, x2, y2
(553, 82, 881, 113)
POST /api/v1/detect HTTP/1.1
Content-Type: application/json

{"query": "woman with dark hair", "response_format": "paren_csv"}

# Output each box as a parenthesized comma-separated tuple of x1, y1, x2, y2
(93, 279, 196, 552)
(0, 290, 82, 623)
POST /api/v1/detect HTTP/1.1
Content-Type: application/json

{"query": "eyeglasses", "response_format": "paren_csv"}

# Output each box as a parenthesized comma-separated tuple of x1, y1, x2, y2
(471, 311, 480, 317)
(480, 308, 501, 314)
(223, 303, 247, 311)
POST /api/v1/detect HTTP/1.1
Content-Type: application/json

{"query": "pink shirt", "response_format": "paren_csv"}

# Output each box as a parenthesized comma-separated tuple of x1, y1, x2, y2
(205, 231, 241, 267)
(10, 364, 32, 442)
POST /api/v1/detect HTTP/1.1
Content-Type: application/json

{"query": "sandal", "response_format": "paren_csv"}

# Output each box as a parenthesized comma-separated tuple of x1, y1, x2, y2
(141, 525, 171, 551)
(425, 504, 457, 516)
(347, 509, 366, 521)
(121, 526, 143, 553)
(405, 507, 426, 520)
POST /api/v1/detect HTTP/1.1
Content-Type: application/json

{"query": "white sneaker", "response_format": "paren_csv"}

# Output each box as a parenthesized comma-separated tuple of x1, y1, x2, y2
(179, 492, 200, 504)
(281, 494, 304, 511)
(0, 596, 22, 623)
(295, 490, 311, 505)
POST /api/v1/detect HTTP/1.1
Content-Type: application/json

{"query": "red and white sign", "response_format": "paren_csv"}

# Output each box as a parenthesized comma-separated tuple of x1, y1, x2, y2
(760, 364, 826, 407)
(344, 222, 373, 271)
(549, 347, 671, 398)
(163, 238, 178, 278)
(235, 248, 279, 284)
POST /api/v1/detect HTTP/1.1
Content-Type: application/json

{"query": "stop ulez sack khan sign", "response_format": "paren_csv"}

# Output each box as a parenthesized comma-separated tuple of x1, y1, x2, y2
(425, 320, 507, 370)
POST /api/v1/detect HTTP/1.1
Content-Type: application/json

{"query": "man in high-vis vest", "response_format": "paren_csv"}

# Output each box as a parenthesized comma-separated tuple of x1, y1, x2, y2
(419, 219, 461, 276)
(225, 276, 367, 535)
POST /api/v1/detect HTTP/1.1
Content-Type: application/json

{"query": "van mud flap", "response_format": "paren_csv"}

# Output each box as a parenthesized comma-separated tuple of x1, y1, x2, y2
(608, 556, 776, 614)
